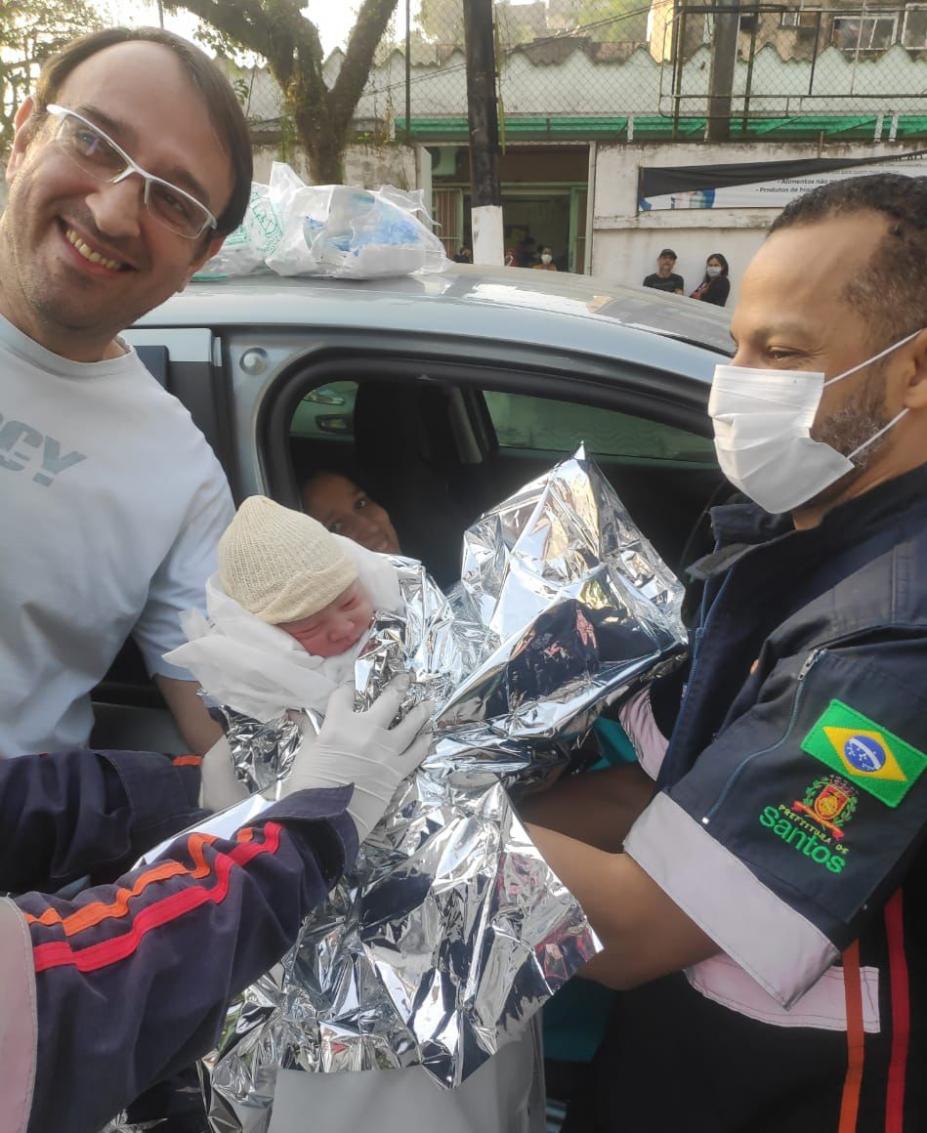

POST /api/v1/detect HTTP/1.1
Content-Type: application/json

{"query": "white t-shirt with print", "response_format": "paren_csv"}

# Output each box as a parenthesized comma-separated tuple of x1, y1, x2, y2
(0, 314, 234, 756)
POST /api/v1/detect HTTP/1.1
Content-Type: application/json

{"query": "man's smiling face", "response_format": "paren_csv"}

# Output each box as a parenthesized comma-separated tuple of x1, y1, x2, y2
(0, 41, 233, 361)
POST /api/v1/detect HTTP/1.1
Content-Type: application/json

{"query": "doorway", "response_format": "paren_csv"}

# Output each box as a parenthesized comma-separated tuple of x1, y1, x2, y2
(432, 145, 590, 273)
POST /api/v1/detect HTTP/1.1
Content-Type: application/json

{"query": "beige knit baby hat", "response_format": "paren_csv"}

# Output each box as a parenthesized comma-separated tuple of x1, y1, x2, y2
(218, 496, 358, 624)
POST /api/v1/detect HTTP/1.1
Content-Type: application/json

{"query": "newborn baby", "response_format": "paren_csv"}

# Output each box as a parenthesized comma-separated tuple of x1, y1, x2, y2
(165, 495, 404, 732)
(218, 494, 375, 659)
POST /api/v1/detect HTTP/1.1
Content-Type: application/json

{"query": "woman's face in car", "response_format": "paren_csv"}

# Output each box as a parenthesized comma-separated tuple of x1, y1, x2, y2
(302, 472, 401, 556)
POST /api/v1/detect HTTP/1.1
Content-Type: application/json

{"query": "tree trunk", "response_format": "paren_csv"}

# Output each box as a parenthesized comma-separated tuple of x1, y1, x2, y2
(300, 116, 348, 184)
(166, 0, 399, 187)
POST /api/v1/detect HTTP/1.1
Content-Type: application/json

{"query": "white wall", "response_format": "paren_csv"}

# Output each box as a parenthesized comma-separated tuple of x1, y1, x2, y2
(589, 139, 927, 305)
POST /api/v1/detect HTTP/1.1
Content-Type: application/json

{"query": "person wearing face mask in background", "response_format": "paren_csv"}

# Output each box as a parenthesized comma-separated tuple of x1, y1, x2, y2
(690, 252, 731, 306)
(517, 173, 927, 1132)
(532, 245, 558, 271)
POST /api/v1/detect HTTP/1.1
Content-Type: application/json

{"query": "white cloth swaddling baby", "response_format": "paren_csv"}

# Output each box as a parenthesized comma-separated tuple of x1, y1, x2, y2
(165, 496, 404, 721)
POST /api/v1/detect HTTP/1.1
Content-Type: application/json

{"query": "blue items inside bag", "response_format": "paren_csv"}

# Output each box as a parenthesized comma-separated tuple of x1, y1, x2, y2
(302, 185, 448, 278)
(199, 163, 451, 281)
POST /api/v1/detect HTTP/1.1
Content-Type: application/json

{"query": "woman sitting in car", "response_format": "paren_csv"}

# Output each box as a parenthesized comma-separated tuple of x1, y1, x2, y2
(302, 469, 467, 588)
(302, 471, 401, 556)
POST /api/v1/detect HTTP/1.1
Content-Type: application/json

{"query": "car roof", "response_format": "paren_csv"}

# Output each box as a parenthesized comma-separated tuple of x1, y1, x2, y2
(141, 263, 733, 377)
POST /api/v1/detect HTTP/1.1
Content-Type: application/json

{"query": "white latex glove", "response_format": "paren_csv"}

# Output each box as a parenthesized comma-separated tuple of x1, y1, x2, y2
(284, 677, 434, 842)
(198, 735, 250, 811)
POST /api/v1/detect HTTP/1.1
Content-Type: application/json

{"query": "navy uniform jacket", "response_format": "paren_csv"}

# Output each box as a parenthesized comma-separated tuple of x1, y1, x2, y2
(0, 747, 356, 1133)
(594, 463, 927, 1132)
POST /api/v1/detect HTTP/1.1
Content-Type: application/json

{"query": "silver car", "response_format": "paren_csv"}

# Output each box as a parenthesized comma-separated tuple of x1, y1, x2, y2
(94, 264, 731, 748)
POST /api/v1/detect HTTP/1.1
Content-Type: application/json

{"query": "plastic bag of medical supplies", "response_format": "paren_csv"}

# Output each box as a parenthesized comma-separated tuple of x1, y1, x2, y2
(199, 162, 450, 281)
(200, 182, 282, 277)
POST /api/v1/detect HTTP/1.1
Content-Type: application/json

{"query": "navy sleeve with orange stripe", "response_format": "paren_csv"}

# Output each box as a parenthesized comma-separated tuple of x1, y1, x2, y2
(0, 748, 206, 895)
(18, 786, 356, 1133)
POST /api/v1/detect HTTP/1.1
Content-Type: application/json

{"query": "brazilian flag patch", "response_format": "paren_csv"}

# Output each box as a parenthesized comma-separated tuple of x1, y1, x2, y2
(801, 700, 927, 808)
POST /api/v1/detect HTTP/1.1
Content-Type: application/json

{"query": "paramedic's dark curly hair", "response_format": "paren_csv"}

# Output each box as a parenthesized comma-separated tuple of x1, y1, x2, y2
(31, 26, 252, 236)
(769, 173, 927, 349)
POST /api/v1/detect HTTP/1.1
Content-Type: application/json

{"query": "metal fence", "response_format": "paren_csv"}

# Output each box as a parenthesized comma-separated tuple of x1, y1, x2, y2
(661, 3, 927, 135)
(227, 0, 927, 143)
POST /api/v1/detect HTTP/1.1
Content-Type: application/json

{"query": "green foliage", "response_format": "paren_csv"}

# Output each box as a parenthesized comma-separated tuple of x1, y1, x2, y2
(276, 110, 298, 164)
(193, 21, 254, 66)
(573, 0, 649, 43)
(416, 0, 649, 49)
(0, 0, 103, 153)
(230, 76, 251, 106)
(417, 0, 465, 43)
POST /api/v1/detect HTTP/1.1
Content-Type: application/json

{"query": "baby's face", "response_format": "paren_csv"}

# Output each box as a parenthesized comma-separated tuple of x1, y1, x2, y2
(278, 581, 374, 658)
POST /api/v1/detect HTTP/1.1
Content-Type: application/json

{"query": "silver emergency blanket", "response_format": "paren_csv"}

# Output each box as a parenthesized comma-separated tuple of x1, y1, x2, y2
(204, 448, 685, 1130)
(100, 1117, 163, 1132)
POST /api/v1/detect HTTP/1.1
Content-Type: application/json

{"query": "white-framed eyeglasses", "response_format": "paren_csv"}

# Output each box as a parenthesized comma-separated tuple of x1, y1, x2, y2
(45, 103, 218, 240)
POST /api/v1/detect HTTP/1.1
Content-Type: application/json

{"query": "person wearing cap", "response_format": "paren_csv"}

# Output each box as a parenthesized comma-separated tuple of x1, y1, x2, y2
(642, 249, 684, 294)
(169, 494, 416, 817)
(216, 494, 378, 659)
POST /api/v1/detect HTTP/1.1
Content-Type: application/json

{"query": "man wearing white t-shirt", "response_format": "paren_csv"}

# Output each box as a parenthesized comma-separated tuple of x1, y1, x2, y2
(0, 27, 253, 756)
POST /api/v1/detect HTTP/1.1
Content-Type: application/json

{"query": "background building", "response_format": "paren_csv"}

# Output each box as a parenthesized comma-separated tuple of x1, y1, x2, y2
(223, 0, 927, 300)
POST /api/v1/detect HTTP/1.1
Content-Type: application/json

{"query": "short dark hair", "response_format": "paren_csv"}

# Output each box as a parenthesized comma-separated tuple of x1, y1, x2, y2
(768, 173, 927, 348)
(659, 248, 677, 259)
(33, 26, 252, 235)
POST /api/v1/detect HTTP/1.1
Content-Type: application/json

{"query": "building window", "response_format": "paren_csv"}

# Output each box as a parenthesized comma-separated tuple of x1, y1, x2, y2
(780, 6, 821, 28)
(902, 3, 927, 47)
(432, 187, 463, 259)
(832, 13, 899, 51)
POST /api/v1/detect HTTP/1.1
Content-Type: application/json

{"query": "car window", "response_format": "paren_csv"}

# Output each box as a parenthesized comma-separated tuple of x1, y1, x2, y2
(290, 380, 358, 440)
(483, 390, 716, 465)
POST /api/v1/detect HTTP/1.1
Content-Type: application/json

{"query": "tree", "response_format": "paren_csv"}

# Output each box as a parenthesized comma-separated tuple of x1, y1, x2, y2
(417, 0, 465, 44)
(1, 0, 102, 155)
(163, 0, 400, 184)
(570, 0, 650, 44)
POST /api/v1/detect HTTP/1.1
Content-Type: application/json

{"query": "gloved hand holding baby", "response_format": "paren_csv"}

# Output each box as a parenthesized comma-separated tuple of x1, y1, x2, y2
(195, 495, 433, 842)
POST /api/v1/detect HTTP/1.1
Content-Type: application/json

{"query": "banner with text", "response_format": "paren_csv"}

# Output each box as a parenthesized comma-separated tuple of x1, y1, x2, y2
(638, 152, 927, 211)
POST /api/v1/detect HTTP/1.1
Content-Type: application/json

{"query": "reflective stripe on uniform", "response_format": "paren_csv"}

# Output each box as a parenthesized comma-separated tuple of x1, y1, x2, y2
(0, 898, 37, 1133)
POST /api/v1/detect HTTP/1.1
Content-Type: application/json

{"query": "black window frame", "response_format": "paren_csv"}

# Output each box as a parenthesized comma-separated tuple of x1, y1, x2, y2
(254, 332, 720, 509)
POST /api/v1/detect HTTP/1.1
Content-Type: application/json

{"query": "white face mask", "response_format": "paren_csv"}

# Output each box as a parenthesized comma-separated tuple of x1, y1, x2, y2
(709, 329, 921, 514)
(541, 253, 552, 264)
(706, 265, 722, 278)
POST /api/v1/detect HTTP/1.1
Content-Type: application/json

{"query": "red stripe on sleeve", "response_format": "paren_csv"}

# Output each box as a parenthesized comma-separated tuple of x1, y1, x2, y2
(172, 755, 203, 767)
(884, 889, 910, 1133)
(25, 835, 217, 934)
(838, 941, 865, 1133)
(31, 823, 283, 975)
